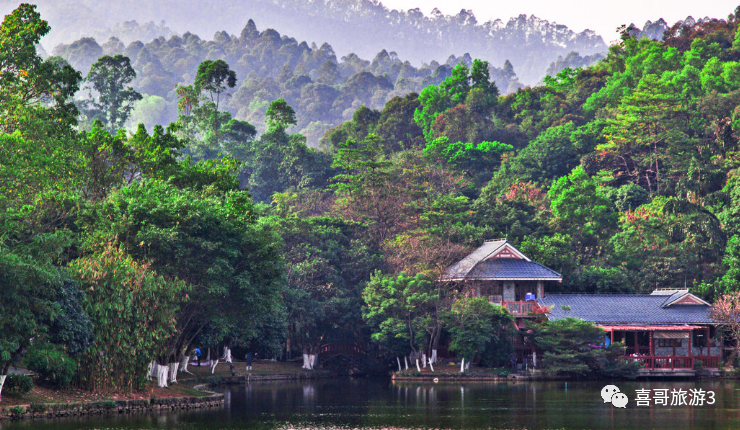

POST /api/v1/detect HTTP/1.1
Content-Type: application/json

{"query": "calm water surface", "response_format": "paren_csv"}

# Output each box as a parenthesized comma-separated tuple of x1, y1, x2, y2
(2, 378, 740, 430)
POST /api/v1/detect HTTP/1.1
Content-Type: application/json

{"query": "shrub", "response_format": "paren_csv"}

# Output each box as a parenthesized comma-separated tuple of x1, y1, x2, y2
(9, 406, 25, 418)
(29, 403, 46, 413)
(694, 359, 705, 371)
(4, 374, 33, 395)
(101, 400, 117, 409)
(24, 344, 77, 388)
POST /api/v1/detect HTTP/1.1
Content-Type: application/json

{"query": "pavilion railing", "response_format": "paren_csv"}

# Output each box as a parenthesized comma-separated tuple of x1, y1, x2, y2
(625, 347, 651, 355)
(502, 301, 537, 316)
(620, 355, 720, 369)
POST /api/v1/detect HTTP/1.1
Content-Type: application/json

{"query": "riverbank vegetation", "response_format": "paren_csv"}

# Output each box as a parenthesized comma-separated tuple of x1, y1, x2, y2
(4, 2, 740, 399)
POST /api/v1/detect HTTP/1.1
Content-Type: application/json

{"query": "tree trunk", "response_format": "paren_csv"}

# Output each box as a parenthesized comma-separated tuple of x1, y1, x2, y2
(156, 364, 169, 388)
(422, 353, 426, 368)
(404, 356, 409, 370)
(210, 358, 219, 374)
(180, 355, 193, 375)
(460, 358, 465, 373)
(397, 357, 402, 372)
(302, 353, 315, 370)
(415, 359, 421, 372)
(147, 361, 156, 380)
(428, 358, 434, 373)
(168, 362, 179, 383)
(0, 375, 5, 400)
(431, 349, 438, 364)
(465, 360, 470, 371)
(221, 347, 233, 363)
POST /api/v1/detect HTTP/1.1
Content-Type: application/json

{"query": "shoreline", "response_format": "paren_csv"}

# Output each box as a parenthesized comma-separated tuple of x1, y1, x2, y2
(0, 392, 224, 421)
(0, 368, 337, 421)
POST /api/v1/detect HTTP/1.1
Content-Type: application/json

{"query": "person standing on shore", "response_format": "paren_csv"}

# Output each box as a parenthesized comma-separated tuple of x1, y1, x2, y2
(246, 352, 252, 371)
(196, 347, 202, 367)
(508, 352, 518, 371)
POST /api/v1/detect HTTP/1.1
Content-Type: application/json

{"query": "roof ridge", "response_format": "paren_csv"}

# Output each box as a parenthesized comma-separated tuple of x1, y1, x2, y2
(542, 293, 660, 296)
(529, 261, 563, 277)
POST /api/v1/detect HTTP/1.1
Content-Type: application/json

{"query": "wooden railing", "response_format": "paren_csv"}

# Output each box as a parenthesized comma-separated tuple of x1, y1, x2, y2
(317, 343, 368, 358)
(621, 355, 720, 369)
(503, 301, 537, 316)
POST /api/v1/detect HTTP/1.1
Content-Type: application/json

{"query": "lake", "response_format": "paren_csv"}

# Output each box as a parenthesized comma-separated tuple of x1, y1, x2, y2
(1, 378, 739, 430)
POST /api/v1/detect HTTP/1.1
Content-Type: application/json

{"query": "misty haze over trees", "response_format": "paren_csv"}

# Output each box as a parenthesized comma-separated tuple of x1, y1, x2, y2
(4, 0, 607, 85)
(3, 0, 698, 145)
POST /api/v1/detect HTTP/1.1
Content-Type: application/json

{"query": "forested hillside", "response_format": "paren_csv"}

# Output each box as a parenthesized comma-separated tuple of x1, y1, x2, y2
(52, 21, 524, 146)
(5, 0, 607, 85)
(5, 2, 740, 394)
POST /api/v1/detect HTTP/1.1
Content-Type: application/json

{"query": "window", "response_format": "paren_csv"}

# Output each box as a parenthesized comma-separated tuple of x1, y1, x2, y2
(657, 339, 682, 347)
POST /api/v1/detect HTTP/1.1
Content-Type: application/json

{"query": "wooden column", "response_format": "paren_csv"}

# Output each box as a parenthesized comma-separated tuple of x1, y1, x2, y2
(706, 326, 710, 356)
(610, 329, 614, 345)
(687, 330, 692, 357)
(649, 331, 654, 369)
(633, 331, 638, 354)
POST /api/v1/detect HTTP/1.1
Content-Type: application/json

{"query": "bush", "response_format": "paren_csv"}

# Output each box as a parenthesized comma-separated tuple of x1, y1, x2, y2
(4, 374, 33, 395)
(29, 403, 46, 413)
(101, 400, 117, 409)
(694, 359, 705, 371)
(9, 406, 25, 418)
(24, 344, 77, 388)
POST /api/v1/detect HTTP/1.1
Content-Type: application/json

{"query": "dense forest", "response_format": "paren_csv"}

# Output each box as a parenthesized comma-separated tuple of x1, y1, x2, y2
(50, 22, 525, 146)
(5, 2, 740, 394)
(4, 0, 608, 84)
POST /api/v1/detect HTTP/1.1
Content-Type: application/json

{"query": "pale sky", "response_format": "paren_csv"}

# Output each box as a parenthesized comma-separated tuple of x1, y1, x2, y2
(381, 0, 739, 44)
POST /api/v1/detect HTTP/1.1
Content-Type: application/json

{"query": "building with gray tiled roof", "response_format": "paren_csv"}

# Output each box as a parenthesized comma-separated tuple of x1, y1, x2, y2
(442, 241, 724, 372)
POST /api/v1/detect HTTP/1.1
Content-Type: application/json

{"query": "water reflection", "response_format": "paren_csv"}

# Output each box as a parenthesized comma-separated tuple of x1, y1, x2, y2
(2, 379, 740, 429)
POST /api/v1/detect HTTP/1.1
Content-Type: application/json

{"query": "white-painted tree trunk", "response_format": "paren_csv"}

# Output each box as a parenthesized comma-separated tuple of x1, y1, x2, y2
(415, 359, 420, 372)
(221, 346, 233, 363)
(0, 375, 6, 400)
(147, 361, 156, 380)
(422, 353, 426, 368)
(179, 355, 193, 375)
(210, 358, 219, 374)
(533, 351, 537, 368)
(397, 357, 402, 372)
(404, 356, 409, 370)
(465, 360, 470, 371)
(428, 358, 434, 372)
(460, 358, 465, 373)
(156, 364, 169, 387)
(168, 362, 179, 383)
(302, 353, 311, 370)
(431, 349, 437, 364)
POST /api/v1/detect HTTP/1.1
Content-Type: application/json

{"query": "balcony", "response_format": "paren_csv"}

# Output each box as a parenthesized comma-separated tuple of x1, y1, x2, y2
(504, 301, 538, 317)
(487, 296, 539, 317)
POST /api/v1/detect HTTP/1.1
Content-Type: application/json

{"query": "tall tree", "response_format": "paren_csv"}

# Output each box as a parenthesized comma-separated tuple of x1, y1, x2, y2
(0, 4, 81, 136)
(81, 55, 142, 131)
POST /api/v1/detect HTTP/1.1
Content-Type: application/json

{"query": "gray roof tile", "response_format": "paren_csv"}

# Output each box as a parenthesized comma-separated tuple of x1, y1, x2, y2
(466, 259, 563, 280)
(442, 240, 562, 281)
(537, 294, 715, 325)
